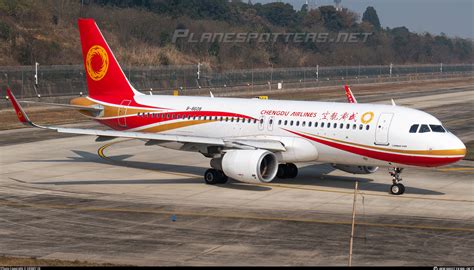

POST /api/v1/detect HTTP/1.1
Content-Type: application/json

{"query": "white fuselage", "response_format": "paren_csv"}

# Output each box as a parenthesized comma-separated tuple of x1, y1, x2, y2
(117, 94, 466, 168)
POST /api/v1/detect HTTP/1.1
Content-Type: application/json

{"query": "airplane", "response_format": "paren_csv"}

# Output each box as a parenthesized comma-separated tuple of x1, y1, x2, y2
(6, 19, 466, 195)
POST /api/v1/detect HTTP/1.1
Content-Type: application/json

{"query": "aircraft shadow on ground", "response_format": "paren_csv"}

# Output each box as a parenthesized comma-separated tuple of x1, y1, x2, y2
(280, 164, 444, 196)
(29, 150, 444, 195)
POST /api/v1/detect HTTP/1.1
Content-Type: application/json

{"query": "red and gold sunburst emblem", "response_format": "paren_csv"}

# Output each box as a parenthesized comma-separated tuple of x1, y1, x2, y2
(86, 45, 109, 81)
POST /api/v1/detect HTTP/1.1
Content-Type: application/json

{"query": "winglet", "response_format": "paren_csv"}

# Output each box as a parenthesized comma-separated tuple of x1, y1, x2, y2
(344, 85, 358, 103)
(6, 88, 33, 126)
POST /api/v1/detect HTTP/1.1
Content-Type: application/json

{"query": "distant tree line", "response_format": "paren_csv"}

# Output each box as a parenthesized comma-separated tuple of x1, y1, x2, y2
(0, 0, 471, 67)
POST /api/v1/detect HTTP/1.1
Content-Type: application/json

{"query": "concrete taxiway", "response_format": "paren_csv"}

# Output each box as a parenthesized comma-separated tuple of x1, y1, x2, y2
(0, 85, 473, 266)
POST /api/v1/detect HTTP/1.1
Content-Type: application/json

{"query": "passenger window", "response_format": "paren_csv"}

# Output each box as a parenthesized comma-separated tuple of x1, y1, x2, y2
(359, 124, 363, 130)
(321, 122, 325, 128)
(308, 122, 312, 127)
(315, 122, 318, 127)
(269, 119, 273, 125)
(419, 124, 430, 133)
(340, 123, 343, 129)
(284, 120, 288, 125)
(278, 120, 282, 125)
(333, 123, 337, 128)
(296, 121, 300, 126)
(409, 124, 419, 133)
(366, 125, 370, 130)
(290, 120, 294, 126)
(346, 124, 350, 129)
(352, 124, 357, 130)
(177, 114, 180, 119)
(167, 114, 170, 118)
(302, 121, 306, 127)
(429, 125, 446, 133)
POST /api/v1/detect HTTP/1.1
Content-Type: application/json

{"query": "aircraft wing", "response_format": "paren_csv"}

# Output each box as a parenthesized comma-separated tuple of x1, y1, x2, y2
(19, 100, 104, 112)
(6, 89, 286, 152)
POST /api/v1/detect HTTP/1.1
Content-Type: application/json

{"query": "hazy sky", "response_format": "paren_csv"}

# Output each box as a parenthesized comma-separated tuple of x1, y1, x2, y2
(254, 0, 473, 38)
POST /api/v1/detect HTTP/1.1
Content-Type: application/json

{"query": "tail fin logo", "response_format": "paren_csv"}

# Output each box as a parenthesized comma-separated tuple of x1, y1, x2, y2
(86, 45, 109, 81)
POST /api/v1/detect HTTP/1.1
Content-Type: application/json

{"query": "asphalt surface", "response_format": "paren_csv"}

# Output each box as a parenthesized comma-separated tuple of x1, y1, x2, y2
(0, 84, 473, 266)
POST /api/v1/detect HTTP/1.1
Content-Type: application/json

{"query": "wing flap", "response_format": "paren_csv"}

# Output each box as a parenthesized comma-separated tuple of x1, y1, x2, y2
(225, 139, 286, 151)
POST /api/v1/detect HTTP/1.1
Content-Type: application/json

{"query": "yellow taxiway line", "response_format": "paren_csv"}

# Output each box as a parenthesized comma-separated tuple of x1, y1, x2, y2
(97, 140, 474, 203)
(0, 199, 472, 233)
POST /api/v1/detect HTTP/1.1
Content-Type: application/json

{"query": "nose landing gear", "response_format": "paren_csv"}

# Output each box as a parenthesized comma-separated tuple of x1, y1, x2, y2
(389, 167, 405, 195)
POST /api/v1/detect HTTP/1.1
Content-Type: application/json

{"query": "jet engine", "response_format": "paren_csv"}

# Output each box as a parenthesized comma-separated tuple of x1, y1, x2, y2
(217, 149, 279, 183)
(332, 164, 379, 174)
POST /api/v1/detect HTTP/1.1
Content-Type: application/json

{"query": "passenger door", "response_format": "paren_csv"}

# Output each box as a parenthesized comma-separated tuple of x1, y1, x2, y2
(374, 113, 393, 145)
(258, 115, 265, 131)
(267, 116, 274, 131)
(118, 99, 131, 128)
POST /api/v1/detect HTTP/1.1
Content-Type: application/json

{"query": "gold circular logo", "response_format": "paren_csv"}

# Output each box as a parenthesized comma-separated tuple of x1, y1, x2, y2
(17, 111, 23, 119)
(86, 45, 109, 81)
(361, 111, 374, 124)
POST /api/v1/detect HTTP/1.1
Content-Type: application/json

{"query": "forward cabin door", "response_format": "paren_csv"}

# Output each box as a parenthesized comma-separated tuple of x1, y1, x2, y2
(374, 113, 393, 146)
(267, 116, 274, 131)
(118, 99, 131, 128)
(258, 115, 265, 131)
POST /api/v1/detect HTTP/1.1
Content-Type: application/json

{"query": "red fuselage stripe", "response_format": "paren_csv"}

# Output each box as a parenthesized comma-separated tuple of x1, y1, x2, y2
(286, 129, 463, 167)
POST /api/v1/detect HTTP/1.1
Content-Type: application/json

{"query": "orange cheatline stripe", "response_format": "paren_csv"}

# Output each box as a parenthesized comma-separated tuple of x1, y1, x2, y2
(300, 131, 465, 157)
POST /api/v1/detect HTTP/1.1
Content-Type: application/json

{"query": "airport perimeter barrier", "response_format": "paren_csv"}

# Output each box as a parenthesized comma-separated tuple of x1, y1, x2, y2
(0, 63, 472, 99)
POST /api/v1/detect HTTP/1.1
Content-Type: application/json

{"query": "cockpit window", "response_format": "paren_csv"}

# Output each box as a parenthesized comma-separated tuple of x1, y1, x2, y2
(419, 124, 430, 133)
(429, 125, 446, 133)
(409, 124, 419, 133)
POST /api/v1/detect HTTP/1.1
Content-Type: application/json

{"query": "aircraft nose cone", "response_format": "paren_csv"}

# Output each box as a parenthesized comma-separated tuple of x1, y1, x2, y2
(451, 135, 466, 160)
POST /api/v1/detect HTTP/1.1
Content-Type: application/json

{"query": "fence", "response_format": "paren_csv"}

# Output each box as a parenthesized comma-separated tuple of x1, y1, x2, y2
(0, 64, 472, 99)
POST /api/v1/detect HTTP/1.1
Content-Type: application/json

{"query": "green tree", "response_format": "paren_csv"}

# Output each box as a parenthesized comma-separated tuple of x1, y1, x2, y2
(318, 5, 344, 31)
(362, 6, 380, 30)
(256, 2, 297, 27)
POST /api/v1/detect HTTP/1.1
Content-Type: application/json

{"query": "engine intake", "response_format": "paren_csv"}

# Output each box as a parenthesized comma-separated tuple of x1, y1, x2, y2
(220, 150, 279, 183)
(332, 164, 379, 174)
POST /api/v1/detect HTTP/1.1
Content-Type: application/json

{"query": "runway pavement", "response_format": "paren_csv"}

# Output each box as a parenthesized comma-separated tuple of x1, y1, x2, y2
(0, 85, 473, 266)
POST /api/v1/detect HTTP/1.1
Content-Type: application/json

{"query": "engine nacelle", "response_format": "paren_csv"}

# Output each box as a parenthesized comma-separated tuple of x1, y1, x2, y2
(220, 150, 279, 183)
(332, 164, 379, 174)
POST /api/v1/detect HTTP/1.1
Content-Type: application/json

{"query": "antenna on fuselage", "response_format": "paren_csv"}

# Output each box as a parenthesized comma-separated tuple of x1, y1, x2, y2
(391, 99, 396, 106)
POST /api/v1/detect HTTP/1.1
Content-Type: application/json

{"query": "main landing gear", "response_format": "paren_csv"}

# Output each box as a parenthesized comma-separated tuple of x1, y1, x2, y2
(389, 167, 405, 195)
(277, 163, 298, 179)
(204, 169, 228, 185)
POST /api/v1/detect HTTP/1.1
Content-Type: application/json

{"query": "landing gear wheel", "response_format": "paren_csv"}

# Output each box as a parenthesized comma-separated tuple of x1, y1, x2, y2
(217, 171, 228, 184)
(389, 167, 405, 195)
(390, 183, 405, 195)
(277, 164, 288, 179)
(204, 169, 219, 184)
(204, 169, 227, 185)
(276, 163, 298, 179)
(287, 163, 298, 178)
